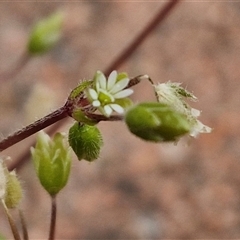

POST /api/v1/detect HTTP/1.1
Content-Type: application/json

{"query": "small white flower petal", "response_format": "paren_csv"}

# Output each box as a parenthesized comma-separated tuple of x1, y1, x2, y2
(110, 78, 130, 94)
(97, 72, 107, 89)
(96, 81, 100, 92)
(191, 108, 201, 117)
(88, 88, 98, 100)
(92, 100, 101, 107)
(110, 104, 124, 114)
(114, 89, 134, 99)
(103, 105, 113, 117)
(190, 119, 212, 138)
(107, 70, 117, 90)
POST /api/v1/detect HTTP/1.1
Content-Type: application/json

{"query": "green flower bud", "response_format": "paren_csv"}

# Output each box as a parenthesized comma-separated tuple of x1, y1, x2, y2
(0, 159, 23, 209)
(68, 123, 103, 162)
(28, 12, 63, 54)
(31, 131, 72, 196)
(125, 102, 191, 142)
(4, 171, 23, 209)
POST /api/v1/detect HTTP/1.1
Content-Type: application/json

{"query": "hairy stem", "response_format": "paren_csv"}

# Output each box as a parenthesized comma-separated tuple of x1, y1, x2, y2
(0, 106, 69, 152)
(49, 195, 57, 240)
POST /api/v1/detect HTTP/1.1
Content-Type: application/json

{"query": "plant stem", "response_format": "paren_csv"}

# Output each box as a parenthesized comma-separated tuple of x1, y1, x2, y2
(1, 200, 21, 240)
(19, 209, 29, 240)
(49, 195, 57, 240)
(0, 106, 69, 152)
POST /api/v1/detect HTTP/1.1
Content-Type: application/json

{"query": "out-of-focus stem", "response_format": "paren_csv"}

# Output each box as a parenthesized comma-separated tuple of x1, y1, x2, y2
(19, 209, 29, 240)
(104, 0, 181, 76)
(1, 200, 21, 240)
(0, 52, 31, 82)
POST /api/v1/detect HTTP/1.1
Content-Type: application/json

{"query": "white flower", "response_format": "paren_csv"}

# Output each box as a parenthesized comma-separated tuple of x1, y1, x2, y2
(154, 81, 212, 137)
(86, 70, 133, 117)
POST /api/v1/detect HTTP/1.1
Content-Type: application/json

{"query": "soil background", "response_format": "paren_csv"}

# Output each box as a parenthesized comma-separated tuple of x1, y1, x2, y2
(1, 1, 240, 239)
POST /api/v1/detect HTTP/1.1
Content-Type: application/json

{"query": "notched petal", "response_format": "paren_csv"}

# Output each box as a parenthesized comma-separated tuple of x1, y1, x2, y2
(97, 72, 107, 89)
(114, 89, 134, 99)
(110, 104, 124, 114)
(107, 70, 117, 90)
(103, 105, 113, 117)
(110, 78, 130, 94)
(88, 88, 98, 100)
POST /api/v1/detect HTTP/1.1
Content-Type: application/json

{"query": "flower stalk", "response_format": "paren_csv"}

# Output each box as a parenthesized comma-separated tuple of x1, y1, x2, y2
(1, 199, 21, 240)
(49, 195, 57, 240)
(19, 209, 29, 240)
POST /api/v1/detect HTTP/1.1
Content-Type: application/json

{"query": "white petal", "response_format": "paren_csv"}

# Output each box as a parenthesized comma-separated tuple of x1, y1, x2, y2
(107, 70, 117, 90)
(95, 81, 100, 92)
(97, 72, 107, 89)
(110, 78, 130, 94)
(110, 104, 124, 114)
(88, 88, 98, 100)
(103, 105, 113, 117)
(190, 120, 212, 137)
(92, 100, 101, 107)
(114, 89, 133, 99)
(191, 108, 201, 117)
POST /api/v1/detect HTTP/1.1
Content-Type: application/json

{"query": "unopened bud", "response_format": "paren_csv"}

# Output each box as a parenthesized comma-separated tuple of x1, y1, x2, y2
(31, 131, 71, 196)
(125, 102, 191, 142)
(68, 123, 103, 162)
(28, 12, 63, 54)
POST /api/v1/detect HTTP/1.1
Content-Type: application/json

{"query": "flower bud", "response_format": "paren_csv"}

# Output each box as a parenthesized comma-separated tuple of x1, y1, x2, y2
(28, 12, 63, 54)
(4, 171, 23, 209)
(68, 123, 103, 162)
(0, 159, 23, 209)
(125, 102, 191, 142)
(31, 131, 71, 196)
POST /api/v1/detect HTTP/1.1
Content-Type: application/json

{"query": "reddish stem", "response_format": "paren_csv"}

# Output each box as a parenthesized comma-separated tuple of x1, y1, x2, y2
(0, 106, 69, 152)
(49, 195, 57, 240)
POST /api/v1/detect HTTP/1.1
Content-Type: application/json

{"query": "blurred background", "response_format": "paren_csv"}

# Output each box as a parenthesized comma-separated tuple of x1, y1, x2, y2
(0, 1, 240, 239)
